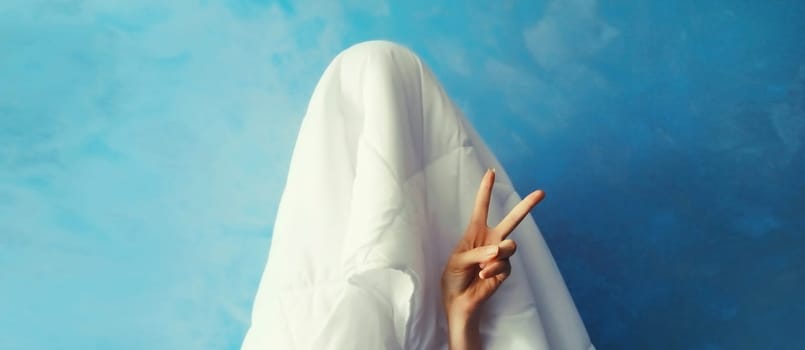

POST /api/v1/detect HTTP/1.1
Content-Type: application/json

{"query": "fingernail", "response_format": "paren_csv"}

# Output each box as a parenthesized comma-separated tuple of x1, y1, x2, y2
(485, 245, 499, 257)
(491, 167, 496, 173)
(478, 270, 487, 279)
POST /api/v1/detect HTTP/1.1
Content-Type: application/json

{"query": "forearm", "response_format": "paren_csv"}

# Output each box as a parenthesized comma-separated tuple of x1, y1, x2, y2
(447, 314, 481, 350)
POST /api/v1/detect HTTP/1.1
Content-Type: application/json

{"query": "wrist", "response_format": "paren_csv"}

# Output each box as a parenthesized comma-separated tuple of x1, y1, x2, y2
(448, 314, 478, 333)
(446, 310, 481, 350)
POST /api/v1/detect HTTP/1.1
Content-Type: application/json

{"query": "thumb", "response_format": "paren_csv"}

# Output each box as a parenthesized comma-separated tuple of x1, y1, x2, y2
(450, 244, 499, 270)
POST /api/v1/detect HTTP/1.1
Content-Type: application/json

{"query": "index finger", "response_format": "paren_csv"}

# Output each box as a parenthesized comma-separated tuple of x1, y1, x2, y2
(470, 168, 495, 227)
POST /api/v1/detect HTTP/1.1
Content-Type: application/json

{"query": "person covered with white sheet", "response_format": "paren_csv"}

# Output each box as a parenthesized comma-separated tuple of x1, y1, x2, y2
(241, 40, 595, 350)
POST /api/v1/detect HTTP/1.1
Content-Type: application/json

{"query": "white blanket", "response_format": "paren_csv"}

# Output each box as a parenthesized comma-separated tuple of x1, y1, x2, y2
(242, 40, 594, 350)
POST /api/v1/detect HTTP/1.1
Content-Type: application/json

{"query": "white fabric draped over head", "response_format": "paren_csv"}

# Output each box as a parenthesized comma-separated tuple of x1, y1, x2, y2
(241, 40, 594, 350)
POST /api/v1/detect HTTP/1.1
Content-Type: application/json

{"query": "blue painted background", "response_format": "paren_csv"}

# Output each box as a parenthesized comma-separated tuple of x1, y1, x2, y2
(2, 1, 803, 349)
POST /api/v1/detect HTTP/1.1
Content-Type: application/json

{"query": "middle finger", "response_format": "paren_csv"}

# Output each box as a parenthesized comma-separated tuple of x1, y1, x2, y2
(493, 189, 545, 240)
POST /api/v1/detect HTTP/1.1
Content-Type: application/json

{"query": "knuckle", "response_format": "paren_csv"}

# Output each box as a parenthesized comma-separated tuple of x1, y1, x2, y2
(496, 272, 509, 282)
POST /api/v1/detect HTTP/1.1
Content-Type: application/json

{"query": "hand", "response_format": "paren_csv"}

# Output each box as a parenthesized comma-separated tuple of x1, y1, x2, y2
(440, 168, 545, 348)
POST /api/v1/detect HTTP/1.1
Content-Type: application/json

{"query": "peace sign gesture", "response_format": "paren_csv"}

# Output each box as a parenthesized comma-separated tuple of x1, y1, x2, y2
(441, 168, 545, 349)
